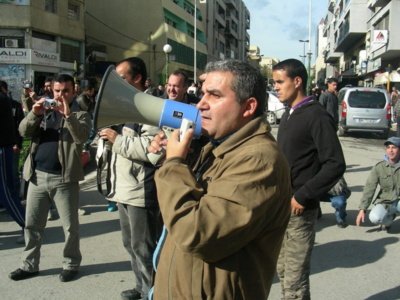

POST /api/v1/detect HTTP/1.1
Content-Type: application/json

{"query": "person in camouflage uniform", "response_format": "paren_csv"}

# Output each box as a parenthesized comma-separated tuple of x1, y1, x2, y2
(356, 136, 400, 231)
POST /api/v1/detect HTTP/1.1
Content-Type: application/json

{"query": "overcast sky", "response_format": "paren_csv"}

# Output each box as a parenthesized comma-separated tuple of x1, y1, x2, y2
(245, 0, 328, 62)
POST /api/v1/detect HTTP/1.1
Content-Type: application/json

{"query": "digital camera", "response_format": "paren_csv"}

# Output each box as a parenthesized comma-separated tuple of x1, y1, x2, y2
(43, 99, 57, 109)
(23, 80, 33, 89)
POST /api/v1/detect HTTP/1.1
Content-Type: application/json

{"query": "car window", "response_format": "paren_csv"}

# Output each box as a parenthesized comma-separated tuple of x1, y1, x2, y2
(338, 90, 346, 102)
(348, 91, 386, 109)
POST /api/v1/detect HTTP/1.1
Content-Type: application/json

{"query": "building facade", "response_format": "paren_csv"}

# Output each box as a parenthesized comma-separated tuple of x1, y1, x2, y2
(0, 0, 251, 97)
(0, 0, 85, 100)
(316, 0, 400, 90)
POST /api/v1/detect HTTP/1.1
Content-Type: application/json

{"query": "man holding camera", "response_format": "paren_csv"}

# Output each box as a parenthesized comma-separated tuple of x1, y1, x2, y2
(9, 74, 91, 283)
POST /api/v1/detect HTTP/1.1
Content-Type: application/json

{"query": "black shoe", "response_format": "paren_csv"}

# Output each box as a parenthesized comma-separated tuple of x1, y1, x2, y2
(120, 289, 141, 300)
(337, 221, 348, 228)
(59, 269, 78, 282)
(9, 268, 39, 281)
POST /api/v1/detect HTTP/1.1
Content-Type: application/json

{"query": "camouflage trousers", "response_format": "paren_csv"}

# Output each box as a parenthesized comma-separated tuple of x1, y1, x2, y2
(277, 208, 318, 300)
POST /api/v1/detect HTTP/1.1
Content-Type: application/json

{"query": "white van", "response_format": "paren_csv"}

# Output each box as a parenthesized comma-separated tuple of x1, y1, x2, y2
(266, 91, 286, 125)
(337, 87, 391, 138)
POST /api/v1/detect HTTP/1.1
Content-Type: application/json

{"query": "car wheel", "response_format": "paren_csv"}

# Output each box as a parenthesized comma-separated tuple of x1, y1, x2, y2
(338, 125, 346, 137)
(266, 111, 277, 125)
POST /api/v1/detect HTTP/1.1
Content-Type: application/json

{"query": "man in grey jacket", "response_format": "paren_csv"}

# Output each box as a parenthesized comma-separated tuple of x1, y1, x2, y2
(356, 136, 400, 231)
(9, 74, 91, 282)
(98, 57, 162, 300)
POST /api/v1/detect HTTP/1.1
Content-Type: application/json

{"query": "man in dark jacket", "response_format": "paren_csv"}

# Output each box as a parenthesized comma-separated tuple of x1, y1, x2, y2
(319, 77, 339, 129)
(0, 81, 25, 230)
(273, 59, 346, 299)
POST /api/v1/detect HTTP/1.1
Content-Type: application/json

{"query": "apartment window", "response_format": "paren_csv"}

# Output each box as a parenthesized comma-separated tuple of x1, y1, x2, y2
(375, 13, 389, 30)
(60, 41, 80, 63)
(45, 0, 57, 13)
(165, 17, 177, 28)
(68, 3, 80, 21)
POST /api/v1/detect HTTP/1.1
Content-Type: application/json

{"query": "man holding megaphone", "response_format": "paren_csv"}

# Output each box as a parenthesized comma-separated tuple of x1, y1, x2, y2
(148, 59, 292, 299)
(97, 57, 162, 300)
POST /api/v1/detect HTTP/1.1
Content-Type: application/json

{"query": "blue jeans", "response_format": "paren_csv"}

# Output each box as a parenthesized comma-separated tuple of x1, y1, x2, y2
(330, 194, 347, 223)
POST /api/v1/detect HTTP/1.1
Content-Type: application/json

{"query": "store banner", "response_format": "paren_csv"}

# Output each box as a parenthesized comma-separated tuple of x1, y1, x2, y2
(0, 0, 30, 5)
(0, 48, 59, 66)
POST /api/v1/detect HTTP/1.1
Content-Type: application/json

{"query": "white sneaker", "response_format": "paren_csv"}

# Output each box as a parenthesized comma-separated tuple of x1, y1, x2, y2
(78, 208, 88, 216)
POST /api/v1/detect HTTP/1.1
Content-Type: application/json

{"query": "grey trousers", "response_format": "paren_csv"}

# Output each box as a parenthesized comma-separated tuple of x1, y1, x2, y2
(117, 203, 160, 299)
(277, 209, 319, 300)
(21, 170, 81, 272)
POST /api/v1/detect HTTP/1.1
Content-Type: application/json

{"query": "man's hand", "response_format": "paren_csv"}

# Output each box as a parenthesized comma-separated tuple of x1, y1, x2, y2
(291, 196, 305, 216)
(99, 128, 118, 144)
(166, 128, 194, 160)
(53, 97, 71, 118)
(31, 98, 47, 116)
(356, 210, 366, 226)
(148, 130, 168, 154)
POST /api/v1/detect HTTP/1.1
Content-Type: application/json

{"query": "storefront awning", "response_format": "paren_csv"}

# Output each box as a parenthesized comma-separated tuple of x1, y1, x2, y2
(374, 71, 400, 86)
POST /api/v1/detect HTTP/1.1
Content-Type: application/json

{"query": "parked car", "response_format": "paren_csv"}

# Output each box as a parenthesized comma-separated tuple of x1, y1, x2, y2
(337, 86, 391, 138)
(266, 91, 286, 125)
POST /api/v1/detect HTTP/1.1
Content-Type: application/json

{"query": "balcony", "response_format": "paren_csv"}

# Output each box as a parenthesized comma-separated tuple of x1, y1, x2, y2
(368, 0, 390, 8)
(335, 10, 368, 52)
(328, 0, 336, 13)
(324, 48, 342, 63)
(224, 0, 238, 11)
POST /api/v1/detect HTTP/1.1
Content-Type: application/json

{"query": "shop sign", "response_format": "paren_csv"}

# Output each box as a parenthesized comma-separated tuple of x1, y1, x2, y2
(31, 49, 59, 67)
(0, 48, 29, 64)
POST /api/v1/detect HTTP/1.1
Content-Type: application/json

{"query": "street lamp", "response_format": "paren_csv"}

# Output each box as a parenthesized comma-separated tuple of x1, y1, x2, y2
(299, 39, 309, 64)
(163, 44, 172, 84)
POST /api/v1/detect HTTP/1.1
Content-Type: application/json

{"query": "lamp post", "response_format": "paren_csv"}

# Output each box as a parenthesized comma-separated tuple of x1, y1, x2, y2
(163, 44, 172, 84)
(299, 40, 309, 64)
(194, 0, 197, 82)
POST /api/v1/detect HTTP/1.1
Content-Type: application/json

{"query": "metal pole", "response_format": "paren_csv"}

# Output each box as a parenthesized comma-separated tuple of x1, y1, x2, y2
(165, 53, 169, 84)
(307, 0, 312, 95)
(194, 0, 197, 82)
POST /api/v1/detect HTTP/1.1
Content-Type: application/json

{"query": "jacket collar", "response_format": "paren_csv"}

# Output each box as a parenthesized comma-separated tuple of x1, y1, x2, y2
(210, 117, 271, 158)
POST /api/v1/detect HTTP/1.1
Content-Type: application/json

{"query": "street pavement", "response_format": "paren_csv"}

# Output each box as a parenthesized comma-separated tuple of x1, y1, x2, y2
(1, 128, 400, 300)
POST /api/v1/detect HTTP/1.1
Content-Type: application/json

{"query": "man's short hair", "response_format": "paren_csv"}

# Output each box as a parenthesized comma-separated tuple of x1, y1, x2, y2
(273, 59, 308, 94)
(326, 78, 338, 84)
(54, 74, 75, 86)
(116, 57, 147, 89)
(204, 59, 266, 117)
(170, 69, 189, 87)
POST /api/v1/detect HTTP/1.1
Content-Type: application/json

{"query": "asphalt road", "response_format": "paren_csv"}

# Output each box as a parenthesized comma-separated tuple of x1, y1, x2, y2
(1, 128, 400, 300)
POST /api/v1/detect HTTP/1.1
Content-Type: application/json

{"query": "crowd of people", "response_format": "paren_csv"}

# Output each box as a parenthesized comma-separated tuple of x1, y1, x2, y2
(1, 57, 399, 300)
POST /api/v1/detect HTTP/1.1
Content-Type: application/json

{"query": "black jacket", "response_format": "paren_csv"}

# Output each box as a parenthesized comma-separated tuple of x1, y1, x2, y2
(0, 93, 16, 147)
(277, 100, 346, 209)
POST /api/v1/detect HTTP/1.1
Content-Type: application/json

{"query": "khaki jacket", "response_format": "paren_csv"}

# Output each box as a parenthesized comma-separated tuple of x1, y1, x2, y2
(359, 160, 400, 210)
(19, 108, 91, 182)
(154, 117, 292, 300)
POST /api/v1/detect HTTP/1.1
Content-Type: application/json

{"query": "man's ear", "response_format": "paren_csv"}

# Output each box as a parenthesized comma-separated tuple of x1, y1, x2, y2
(243, 97, 258, 118)
(294, 76, 303, 89)
(133, 74, 143, 86)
